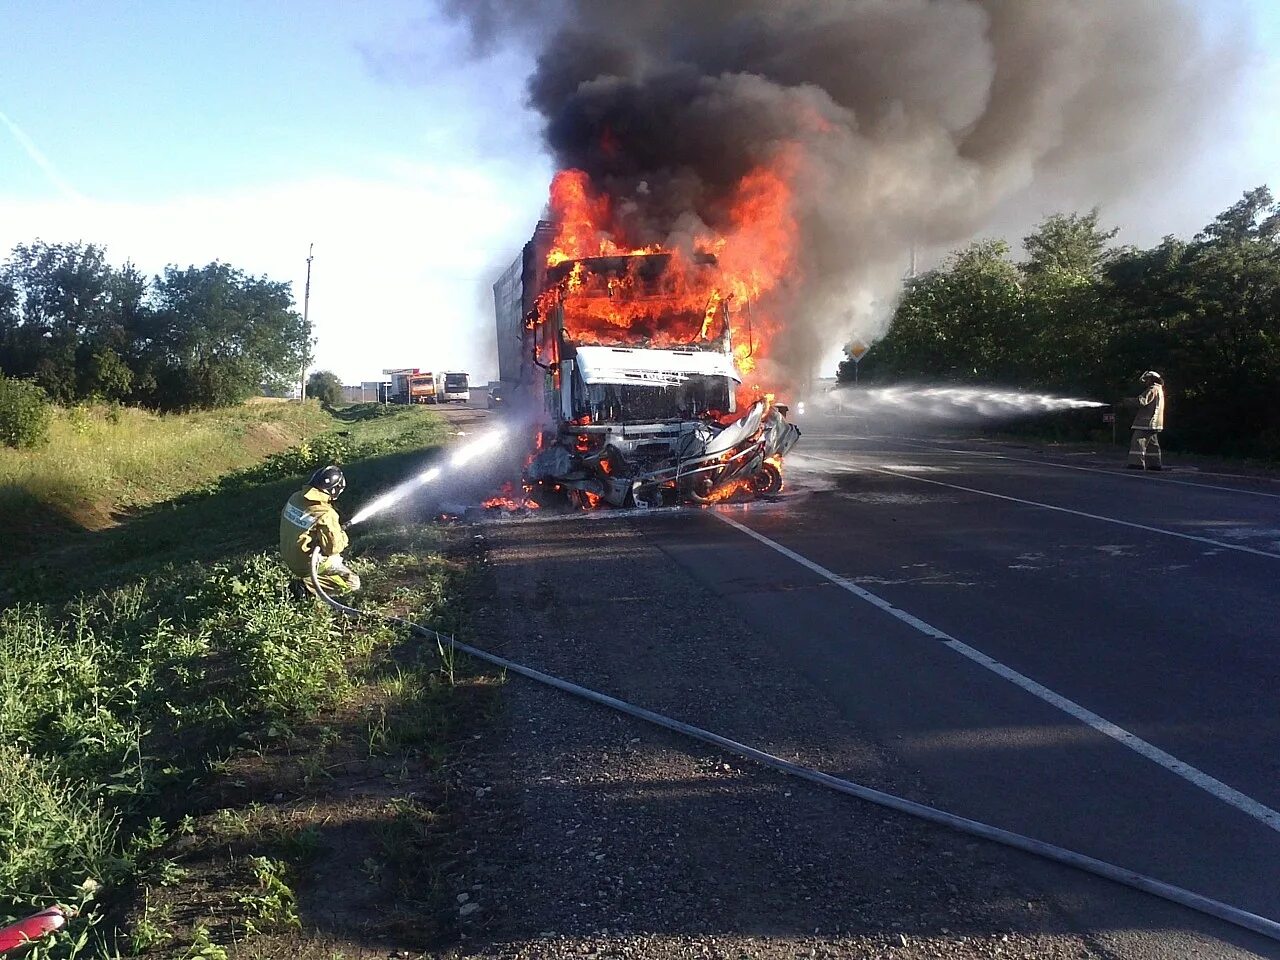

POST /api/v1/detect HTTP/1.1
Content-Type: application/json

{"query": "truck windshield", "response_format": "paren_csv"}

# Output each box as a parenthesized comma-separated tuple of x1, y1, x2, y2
(575, 375, 732, 424)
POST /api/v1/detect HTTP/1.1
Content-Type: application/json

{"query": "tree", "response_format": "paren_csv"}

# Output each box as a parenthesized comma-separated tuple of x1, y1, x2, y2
(837, 191, 1280, 457)
(147, 263, 310, 409)
(845, 240, 1025, 384)
(1021, 210, 1119, 281)
(1103, 236, 1187, 390)
(1101, 188, 1280, 455)
(0, 241, 117, 403)
(1195, 186, 1280, 244)
(306, 370, 344, 405)
(1016, 212, 1121, 392)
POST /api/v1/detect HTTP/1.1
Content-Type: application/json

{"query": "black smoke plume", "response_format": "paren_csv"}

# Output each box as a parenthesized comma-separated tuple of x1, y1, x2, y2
(445, 0, 1236, 380)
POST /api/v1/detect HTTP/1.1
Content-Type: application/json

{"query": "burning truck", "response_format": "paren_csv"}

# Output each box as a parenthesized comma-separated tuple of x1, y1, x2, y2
(493, 216, 800, 508)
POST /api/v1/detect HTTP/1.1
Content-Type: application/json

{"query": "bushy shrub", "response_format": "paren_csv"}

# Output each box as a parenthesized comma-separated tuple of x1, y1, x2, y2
(0, 375, 52, 449)
(306, 370, 344, 406)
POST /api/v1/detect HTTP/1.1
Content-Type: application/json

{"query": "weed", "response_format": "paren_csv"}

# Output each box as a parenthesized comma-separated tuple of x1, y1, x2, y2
(374, 798, 448, 903)
(365, 705, 391, 757)
(0, 745, 124, 906)
(128, 892, 173, 953)
(0, 555, 376, 919)
(237, 856, 300, 935)
(277, 826, 323, 867)
(184, 925, 229, 960)
(150, 858, 187, 888)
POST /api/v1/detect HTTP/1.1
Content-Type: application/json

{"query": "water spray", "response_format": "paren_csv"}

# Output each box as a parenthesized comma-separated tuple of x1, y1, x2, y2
(347, 428, 505, 527)
(818, 386, 1104, 422)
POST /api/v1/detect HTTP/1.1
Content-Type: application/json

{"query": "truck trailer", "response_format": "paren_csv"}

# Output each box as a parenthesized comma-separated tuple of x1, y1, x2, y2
(492, 224, 799, 508)
(384, 368, 438, 405)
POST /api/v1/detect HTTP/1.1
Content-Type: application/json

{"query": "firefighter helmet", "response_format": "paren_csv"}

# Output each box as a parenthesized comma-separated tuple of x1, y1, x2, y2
(308, 464, 347, 499)
(1140, 370, 1163, 383)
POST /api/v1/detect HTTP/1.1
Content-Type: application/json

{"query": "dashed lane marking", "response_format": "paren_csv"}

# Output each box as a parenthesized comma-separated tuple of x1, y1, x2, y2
(803, 434, 1280, 501)
(715, 512, 1280, 834)
(799, 452, 1280, 561)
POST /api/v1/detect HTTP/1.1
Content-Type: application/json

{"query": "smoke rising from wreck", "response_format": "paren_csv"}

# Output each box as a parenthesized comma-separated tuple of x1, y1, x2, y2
(446, 0, 1232, 382)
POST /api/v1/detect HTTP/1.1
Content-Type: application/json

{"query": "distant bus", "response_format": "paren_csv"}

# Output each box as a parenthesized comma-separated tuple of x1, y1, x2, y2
(440, 371, 469, 403)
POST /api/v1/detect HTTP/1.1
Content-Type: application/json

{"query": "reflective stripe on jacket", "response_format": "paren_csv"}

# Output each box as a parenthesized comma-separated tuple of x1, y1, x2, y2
(1132, 384, 1165, 431)
(280, 487, 348, 578)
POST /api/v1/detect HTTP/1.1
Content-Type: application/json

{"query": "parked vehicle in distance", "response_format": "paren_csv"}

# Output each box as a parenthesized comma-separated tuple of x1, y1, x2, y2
(487, 382, 507, 409)
(439, 371, 470, 403)
(385, 369, 438, 404)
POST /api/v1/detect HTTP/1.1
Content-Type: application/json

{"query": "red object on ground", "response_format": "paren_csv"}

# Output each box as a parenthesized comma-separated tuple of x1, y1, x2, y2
(0, 907, 66, 953)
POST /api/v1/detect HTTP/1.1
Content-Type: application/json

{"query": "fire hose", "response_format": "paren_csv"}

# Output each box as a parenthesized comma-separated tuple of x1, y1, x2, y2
(0, 907, 67, 955)
(308, 549, 1280, 946)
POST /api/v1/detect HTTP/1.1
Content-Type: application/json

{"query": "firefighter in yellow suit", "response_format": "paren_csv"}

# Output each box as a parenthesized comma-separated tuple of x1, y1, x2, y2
(1127, 371, 1165, 471)
(280, 465, 362, 596)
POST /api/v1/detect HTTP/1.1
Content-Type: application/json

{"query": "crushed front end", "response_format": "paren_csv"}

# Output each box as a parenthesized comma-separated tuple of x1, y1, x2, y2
(519, 253, 801, 508)
(526, 345, 800, 507)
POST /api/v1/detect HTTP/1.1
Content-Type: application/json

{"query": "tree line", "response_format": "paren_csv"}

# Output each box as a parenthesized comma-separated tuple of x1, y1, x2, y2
(0, 241, 309, 410)
(842, 187, 1280, 459)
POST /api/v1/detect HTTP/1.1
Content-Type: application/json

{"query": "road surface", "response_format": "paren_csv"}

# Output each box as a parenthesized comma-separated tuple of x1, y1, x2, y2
(430, 404, 1280, 959)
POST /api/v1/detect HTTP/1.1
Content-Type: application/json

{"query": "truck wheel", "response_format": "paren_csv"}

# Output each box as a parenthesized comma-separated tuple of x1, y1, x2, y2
(685, 477, 716, 505)
(751, 462, 784, 497)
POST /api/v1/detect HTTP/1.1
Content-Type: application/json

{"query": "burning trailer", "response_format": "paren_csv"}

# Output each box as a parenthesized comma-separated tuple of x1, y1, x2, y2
(493, 223, 799, 509)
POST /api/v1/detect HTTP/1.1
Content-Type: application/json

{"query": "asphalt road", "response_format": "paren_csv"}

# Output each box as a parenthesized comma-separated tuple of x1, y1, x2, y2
(705, 417, 1279, 946)
(432, 403, 1280, 957)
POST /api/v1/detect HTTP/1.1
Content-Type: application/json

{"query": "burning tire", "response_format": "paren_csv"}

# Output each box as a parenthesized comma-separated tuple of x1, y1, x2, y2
(684, 474, 760, 505)
(685, 476, 718, 505)
(751, 461, 784, 497)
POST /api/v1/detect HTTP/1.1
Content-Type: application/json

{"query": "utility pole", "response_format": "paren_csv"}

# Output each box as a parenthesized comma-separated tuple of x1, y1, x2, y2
(300, 243, 314, 401)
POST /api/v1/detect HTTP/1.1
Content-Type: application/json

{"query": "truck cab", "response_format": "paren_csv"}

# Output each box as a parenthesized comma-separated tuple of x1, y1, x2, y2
(522, 253, 798, 506)
(386, 369, 437, 404)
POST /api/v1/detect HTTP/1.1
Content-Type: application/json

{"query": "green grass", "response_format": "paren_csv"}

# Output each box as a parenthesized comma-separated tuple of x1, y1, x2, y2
(0, 401, 333, 535)
(1, 403, 452, 608)
(0, 400, 467, 957)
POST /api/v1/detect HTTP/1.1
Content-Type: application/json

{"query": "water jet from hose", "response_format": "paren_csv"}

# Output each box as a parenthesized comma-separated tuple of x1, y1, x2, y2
(347, 428, 506, 527)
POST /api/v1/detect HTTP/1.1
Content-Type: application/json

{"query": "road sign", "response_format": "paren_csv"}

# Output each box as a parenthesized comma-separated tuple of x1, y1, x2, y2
(847, 339, 870, 362)
(1102, 412, 1115, 423)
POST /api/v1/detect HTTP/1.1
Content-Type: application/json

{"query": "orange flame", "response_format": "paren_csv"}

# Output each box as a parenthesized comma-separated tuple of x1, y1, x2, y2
(537, 150, 800, 406)
(545, 170, 660, 266)
(700, 477, 757, 504)
(482, 480, 541, 511)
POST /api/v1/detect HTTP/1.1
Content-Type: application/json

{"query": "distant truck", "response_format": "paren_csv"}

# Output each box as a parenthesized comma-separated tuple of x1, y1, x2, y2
(492, 222, 799, 507)
(438, 371, 470, 403)
(384, 368, 438, 405)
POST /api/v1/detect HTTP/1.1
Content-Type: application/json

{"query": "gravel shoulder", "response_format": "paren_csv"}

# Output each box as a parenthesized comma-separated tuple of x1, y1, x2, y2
(442, 514, 1276, 960)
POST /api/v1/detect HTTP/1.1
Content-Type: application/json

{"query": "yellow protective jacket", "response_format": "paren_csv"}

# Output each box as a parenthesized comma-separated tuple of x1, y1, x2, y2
(280, 487, 349, 579)
(1132, 383, 1165, 431)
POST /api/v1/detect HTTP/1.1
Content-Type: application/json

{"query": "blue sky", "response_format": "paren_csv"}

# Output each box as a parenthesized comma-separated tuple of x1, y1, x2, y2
(1, 1, 1277, 382)
(0, 1, 553, 383)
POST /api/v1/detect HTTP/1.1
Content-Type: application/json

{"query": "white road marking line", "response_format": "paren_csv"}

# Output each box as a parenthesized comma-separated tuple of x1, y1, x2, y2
(715, 512, 1280, 834)
(800, 452, 1280, 561)
(849, 435, 1280, 501)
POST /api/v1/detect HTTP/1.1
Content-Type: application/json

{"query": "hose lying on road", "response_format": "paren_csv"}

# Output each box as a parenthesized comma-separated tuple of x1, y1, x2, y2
(310, 550, 1280, 946)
